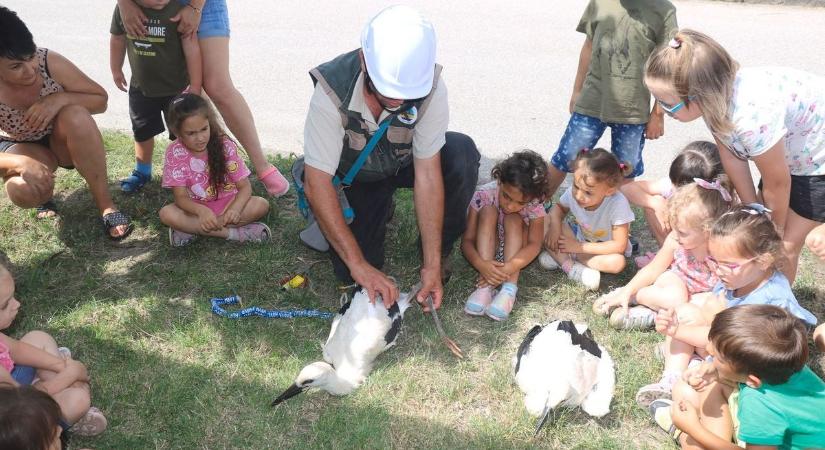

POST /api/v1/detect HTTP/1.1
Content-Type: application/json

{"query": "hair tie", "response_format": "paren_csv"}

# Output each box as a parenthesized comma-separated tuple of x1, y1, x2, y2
(743, 202, 772, 216)
(669, 37, 682, 49)
(172, 96, 186, 104)
(618, 162, 626, 170)
(581, 148, 590, 153)
(693, 178, 731, 202)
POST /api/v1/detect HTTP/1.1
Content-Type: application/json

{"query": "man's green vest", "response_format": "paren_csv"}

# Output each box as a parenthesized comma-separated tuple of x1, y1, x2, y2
(310, 49, 442, 183)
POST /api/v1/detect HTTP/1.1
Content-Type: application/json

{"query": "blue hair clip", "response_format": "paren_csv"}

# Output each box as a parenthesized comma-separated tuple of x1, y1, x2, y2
(743, 203, 772, 216)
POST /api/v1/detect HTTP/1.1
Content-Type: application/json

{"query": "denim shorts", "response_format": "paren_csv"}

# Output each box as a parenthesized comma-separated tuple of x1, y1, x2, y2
(10, 365, 36, 385)
(551, 112, 646, 178)
(179, 0, 230, 38)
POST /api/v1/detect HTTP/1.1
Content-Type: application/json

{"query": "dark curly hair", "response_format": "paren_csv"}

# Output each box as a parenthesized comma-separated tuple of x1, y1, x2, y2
(491, 150, 551, 202)
(166, 94, 231, 198)
(0, 6, 36, 61)
(669, 140, 723, 187)
(0, 384, 65, 450)
(572, 148, 631, 188)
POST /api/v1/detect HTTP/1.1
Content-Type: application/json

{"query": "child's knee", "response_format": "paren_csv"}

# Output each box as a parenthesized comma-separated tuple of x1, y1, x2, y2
(814, 323, 825, 352)
(601, 254, 626, 273)
(158, 204, 179, 226)
(20, 330, 57, 351)
(249, 196, 270, 215)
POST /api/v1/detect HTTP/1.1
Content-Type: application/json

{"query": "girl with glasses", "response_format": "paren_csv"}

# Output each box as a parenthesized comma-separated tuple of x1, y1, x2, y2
(637, 205, 817, 410)
(645, 29, 825, 286)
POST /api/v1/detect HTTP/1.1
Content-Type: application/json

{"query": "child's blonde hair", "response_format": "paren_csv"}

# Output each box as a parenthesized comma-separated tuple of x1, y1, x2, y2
(710, 204, 784, 269)
(668, 176, 734, 233)
(572, 148, 632, 189)
(645, 29, 739, 137)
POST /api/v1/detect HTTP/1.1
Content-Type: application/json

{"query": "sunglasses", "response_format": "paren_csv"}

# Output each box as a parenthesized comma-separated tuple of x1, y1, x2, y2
(705, 255, 758, 274)
(657, 95, 696, 115)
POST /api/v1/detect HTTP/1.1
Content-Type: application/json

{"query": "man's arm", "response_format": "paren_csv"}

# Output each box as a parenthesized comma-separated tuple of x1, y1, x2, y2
(413, 151, 444, 309)
(304, 165, 399, 305)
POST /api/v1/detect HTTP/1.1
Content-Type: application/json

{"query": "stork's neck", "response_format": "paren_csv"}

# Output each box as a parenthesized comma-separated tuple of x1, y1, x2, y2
(318, 369, 360, 395)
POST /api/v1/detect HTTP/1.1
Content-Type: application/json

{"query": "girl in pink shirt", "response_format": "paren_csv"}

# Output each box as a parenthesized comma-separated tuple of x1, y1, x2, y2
(160, 94, 270, 246)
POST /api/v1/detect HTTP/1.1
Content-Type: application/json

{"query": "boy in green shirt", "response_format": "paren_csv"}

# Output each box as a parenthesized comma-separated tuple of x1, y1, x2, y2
(110, 0, 202, 193)
(651, 304, 825, 449)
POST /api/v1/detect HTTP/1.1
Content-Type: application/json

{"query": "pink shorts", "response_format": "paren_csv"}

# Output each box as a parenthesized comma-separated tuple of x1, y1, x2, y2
(197, 194, 235, 216)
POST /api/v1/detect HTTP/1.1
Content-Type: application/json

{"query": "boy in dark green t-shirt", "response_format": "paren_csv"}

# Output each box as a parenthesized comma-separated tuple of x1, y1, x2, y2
(652, 305, 825, 449)
(110, 0, 201, 194)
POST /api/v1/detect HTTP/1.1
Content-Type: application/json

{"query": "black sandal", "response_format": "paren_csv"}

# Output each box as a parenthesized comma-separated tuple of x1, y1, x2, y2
(101, 210, 134, 241)
(35, 199, 59, 219)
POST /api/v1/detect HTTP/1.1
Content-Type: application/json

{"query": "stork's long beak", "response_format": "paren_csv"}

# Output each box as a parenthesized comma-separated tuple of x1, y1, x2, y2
(271, 383, 306, 406)
(533, 405, 553, 437)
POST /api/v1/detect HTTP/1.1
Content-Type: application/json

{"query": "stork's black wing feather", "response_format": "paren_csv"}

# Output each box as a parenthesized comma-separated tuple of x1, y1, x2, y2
(515, 324, 544, 374)
(557, 320, 601, 358)
(384, 316, 401, 345)
(337, 299, 352, 316)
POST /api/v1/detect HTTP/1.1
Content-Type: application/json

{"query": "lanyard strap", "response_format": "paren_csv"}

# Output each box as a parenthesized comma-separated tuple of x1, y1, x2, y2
(334, 117, 392, 186)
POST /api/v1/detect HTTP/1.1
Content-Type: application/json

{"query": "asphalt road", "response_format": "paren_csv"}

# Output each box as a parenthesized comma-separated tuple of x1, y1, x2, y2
(7, 0, 825, 182)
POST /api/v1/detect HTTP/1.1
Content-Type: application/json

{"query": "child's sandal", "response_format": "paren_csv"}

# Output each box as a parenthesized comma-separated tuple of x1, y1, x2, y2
(486, 289, 516, 321)
(119, 170, 151, 194)
(464, 287, 493, 316)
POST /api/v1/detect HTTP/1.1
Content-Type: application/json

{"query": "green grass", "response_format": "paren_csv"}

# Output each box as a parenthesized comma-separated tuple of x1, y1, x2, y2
(1, 130, 822, 449)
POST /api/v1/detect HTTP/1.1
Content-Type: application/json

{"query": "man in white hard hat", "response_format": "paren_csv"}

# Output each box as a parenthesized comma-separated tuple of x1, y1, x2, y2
(301, 5, 480, 309)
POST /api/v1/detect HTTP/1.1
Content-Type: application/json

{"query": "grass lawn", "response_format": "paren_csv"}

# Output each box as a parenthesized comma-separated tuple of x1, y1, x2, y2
(1, 130, 823, 449)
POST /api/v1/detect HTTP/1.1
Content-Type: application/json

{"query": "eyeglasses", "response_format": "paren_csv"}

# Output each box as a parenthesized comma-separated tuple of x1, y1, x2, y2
(657, 96, 696, 115)
(705, 255, 758, 274)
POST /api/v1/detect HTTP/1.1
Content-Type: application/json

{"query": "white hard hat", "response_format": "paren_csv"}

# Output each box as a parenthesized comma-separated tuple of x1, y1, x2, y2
(361, 5, 436, 100)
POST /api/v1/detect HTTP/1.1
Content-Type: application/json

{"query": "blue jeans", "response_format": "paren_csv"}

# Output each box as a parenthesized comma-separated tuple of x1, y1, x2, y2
(550, 112, 646, 177)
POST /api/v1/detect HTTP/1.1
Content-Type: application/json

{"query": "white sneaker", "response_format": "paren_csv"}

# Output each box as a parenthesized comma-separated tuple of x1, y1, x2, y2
(567, 262, 600, 291)
(538, 251, 559, 270)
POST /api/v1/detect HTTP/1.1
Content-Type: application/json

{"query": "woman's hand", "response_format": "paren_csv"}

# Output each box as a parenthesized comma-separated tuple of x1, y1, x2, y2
(170, 5, 203, 38)
(117, 0, 148, 37)
(24, 94, 67, 132)
(197, 208, 220, 232)
(9, 155, 55, 201)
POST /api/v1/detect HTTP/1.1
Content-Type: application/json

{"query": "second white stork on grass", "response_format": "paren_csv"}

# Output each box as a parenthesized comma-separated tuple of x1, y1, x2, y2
(513, 320, 615, 435)
(272, 287, 414, 405)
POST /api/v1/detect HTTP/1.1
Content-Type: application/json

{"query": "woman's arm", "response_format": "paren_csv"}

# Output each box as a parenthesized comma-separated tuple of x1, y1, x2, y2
(116, 0, 148, 38)
(42, 50, 108, 115)
(171, 0, 206, 38)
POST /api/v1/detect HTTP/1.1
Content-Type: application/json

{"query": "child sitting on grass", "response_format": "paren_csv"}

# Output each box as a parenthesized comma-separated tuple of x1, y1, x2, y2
(159, 94, 271, 246)
(461, 150, 550, 321)
(0, 265, 106, 437)
(0, 384, 67, 450)
(593, 177, 732, 330)
(621, 140, 722, 265)
(541, 148, 634, 291)
(636, 205, 817, 408)
(651, 304, 825, 449)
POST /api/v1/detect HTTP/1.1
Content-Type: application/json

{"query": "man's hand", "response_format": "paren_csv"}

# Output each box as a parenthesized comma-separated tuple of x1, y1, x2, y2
(351, 261, 399, 308)
(417, 264, 443, 311)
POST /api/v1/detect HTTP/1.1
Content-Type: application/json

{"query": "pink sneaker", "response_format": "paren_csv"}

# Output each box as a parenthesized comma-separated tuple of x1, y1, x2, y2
(486, 289, 516, 321)
(259, 166, 289, 197)
(464, 287, 493, 316)
(69, 406, 108, 437)
(235, 222, 272, 243)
